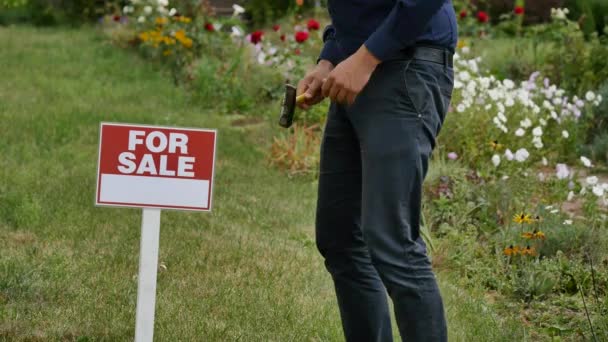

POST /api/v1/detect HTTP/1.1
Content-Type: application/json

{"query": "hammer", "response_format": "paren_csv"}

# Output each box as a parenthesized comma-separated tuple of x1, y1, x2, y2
(278, 84, 307, 128)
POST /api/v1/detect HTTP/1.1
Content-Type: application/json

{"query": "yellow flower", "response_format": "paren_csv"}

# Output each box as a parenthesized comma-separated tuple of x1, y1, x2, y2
(174, 29, 193, 48)
(138, 31, 149, 42)
(457, 40, 467, 49)
(513, 213, 533, 224)
(534, 231, 546, 240)
(163, 36, 176, 45)
(177, 16, 192, 23)
(490, 139, 503, 151)
(163, 49, 172, 56)
(155, 17, 168, 25)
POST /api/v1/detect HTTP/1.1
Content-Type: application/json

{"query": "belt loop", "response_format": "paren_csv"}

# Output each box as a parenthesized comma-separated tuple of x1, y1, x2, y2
(443, 49, 448, 72)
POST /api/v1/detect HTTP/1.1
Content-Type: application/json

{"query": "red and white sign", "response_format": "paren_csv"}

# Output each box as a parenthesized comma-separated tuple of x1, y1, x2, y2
(95, 123, 217, 211)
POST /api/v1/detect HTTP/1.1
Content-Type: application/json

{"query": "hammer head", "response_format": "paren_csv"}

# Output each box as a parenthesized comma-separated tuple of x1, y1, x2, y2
(279, 84, 297, 128)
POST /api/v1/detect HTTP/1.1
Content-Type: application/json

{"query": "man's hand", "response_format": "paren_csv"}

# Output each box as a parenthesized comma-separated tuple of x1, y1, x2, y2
(322, 45, 380, 106)
(296, 60, 334, 110)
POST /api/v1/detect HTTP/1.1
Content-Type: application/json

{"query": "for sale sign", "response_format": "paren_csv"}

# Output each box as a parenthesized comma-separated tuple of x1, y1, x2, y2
(95, 123, 217, 211)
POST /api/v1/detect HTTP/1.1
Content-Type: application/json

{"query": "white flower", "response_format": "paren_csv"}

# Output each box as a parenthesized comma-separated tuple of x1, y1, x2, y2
(503, 79, 515, 89)
(498, 112, 507, 123)
(231, 26, 244, 37)
(551, 209, 559, 214)
(456, 104, 466, 113)
(556, 163, 570, 179)
(515, 148, 529, 162)
(492, 154, 501, 167)
(459, 71, 471, 82)
(462, 46, 470, 54)
(515, 128, 525, 137)
(532, 126, 543, 137)
(502, 175, 510, 180)
(504, 149, 514, 161)
(169, 7, 177, 16)
(257, 51, 267, 65)
(539, 118, 547, 126)
(542, 157, 548, 166)
(563, 219, 573, 225)
(586, 176, 599, 186)
(567, 191, 575, 201)
(144, 6, 152, 14)
(123, 5, 134, 13)
(505, 98, 515, 107)
(592, 185, 605, 197)
(538, 172, 546, 181)
(562, 130, 569, 138)
(520, 118, 532, 128)
(232, 4, 246, 16)
(585, 91, 596, 101)
(545, 205, 554, 209)
(534, 140, 543, 149)
(157, 0, 168, 6)
(138, 15, 146, 22)
(580, 156, 593, 168)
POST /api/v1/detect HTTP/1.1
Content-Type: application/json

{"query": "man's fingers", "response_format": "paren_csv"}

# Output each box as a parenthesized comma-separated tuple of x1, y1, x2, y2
(328, 81, 342, 102)
(346, 92, 357, 106)
(335, 88, 349, 105)
(321, 76, 334, 98)
(305, 78, 321, 98)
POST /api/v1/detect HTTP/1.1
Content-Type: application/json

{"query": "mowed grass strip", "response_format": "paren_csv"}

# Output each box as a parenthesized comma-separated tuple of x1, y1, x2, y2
(0, 26, 521, 341)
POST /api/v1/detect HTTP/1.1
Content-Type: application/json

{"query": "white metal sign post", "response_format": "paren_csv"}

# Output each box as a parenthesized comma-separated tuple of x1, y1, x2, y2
(134, 208, 161, 342)
(95, 123, 217, 341)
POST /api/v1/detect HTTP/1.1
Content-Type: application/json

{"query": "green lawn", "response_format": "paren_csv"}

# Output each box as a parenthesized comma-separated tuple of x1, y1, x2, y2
(0, 26, 524, 341)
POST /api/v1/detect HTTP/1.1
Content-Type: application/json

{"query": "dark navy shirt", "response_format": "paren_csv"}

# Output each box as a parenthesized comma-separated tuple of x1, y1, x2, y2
(319, 0, 458, 65)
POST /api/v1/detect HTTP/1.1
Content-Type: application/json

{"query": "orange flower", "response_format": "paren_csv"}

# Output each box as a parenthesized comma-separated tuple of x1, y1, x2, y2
(504, 245, 517, 256)
(534, 231, 546, 240)
(521, 246, 537, 256)
(521, 232, 534, 239)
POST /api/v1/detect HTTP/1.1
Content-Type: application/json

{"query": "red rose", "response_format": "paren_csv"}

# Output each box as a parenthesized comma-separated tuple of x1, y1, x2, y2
(514, 6, 524, 15)
(477, 11, 489, 23)
(273, 24, 280, 32)
(250, 30, 264, 44)
(113, 15, 121, 22)
(295, 31, 309, 43)
(204, 23, 215, 32)
(295, 48, 301, 55)
(280, 34, 286, 42)
(459, 9, 467, 19)
(307, 19, 320, 31)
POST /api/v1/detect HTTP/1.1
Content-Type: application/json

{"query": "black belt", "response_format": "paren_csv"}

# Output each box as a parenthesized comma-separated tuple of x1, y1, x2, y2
(392, 45, 454, 68)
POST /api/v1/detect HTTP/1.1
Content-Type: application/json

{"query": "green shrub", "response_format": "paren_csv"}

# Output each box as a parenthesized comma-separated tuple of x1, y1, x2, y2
(0, 0, 122, 26)
(565, 0, 608, 36)
(244, 0, 314, 26)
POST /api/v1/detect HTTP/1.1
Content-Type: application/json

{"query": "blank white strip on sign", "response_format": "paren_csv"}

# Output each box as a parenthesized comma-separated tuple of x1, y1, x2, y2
(100, 174, 209, 209)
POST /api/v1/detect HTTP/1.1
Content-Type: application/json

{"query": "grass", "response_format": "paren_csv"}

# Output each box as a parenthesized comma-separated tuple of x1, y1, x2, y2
(0, 25, 524, 340)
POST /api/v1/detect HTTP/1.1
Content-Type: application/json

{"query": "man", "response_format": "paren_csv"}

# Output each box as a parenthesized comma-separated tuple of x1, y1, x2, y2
(296, 1, 457, 341)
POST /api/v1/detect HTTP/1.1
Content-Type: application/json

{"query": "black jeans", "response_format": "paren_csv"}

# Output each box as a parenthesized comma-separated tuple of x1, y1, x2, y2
(315, 57, 454, 341)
